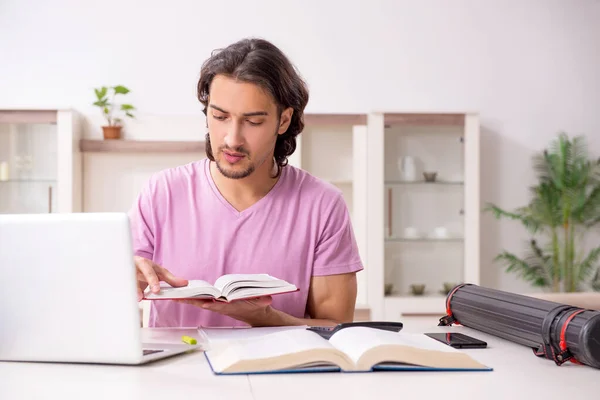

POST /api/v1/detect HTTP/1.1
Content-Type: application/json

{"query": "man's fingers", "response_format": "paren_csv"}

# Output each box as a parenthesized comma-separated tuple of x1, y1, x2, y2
(137, 280, 148, 296)
(157, 266, 188, 288)
(135, 259, 161, 293)
(247, 295, 273, 306)
(134, 256, 188, 297)
(175, 299, 212, 308)
(136, 270, 148, 282)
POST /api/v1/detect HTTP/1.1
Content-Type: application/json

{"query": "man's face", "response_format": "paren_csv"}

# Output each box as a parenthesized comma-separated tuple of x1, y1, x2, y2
(207, 74, 290, 180)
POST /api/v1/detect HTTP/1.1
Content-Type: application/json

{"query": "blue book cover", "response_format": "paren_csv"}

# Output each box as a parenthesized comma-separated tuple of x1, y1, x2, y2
(202, 327, 492, 375)
(204, 352, 492, 375)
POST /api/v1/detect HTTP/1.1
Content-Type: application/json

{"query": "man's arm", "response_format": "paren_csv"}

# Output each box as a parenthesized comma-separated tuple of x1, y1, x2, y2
(181, 272, 358, 327)
(266, 272, 357, 327)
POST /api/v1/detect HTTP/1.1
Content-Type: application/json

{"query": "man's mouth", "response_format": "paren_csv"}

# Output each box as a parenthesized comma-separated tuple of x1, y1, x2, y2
(222, 151, 245, 164)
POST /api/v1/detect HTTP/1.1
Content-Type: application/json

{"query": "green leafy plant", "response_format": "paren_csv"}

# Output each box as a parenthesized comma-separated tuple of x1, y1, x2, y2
(486, 133, 600, 292)
(93, 85, 135, 126)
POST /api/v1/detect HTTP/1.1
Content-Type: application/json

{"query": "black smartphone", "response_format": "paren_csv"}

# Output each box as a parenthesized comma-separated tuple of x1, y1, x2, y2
(425, 332, 487, 349)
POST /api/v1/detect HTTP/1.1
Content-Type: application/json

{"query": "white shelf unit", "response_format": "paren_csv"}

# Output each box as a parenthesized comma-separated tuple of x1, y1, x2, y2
(366, 112, 480, 321)
(288, 114, 369, 309)
(0, 109, 83, 214)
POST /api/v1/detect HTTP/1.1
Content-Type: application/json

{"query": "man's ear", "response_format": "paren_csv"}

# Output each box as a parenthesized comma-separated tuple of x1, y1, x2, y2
(277, 107, 294, 135)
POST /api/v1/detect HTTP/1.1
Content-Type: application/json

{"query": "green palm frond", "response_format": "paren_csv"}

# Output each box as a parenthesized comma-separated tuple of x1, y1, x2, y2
(576, 246, 600, 286)
(544, 134, 589, 191)
(529, 182, 562, 227)
(527, 239, 554, 283)
(570, 135, 588, 164)
(494, 250, 550, 288)
(589, 158, 600, 184)
(485, 204, 542, 234)
(547, 134, 569, 188)
(591, 268, 600, 292)
(579, 186, 600, 225)
(487, 132, 600, 292)
(533, 152, 552, 182)
(571, 186, 590, 219)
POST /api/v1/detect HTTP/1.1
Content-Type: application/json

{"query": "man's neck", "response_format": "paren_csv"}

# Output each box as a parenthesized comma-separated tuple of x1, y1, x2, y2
(209, 158, 280, 212)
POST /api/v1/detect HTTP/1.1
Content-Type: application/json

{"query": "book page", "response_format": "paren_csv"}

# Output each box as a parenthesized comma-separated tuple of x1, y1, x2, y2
(329, 327, 460, 366)
(214, 274, 297, 298)
(199, 325, 308, 349)
(226, 284, 298, 301)
(144, 279, 219, 299)
(205, 328, 347, 373)
(213, 274, 277, 292)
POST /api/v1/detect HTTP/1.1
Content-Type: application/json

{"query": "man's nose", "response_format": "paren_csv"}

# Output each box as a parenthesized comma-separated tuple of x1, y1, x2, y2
(224, 121, 245, 149)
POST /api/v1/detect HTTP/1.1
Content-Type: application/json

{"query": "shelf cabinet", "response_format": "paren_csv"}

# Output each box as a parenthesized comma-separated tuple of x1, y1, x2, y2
(0, 109, 83, 214)
(366, 112, 480, 320)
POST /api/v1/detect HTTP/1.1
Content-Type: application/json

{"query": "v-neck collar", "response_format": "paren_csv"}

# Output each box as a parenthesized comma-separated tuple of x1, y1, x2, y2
(204, 158, 286, 217)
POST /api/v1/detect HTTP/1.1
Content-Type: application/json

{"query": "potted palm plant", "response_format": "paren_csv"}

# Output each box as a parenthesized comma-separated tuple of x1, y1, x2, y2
(486, 133, 600, 295)
(93, 85, 135, 139)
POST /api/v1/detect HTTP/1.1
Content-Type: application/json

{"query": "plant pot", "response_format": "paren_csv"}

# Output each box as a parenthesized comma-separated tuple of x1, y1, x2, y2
(440, 282, 458, 295)
(102, 126, 122, 140)
(410, 284, 426, 296)
(384, 283, 394, 296)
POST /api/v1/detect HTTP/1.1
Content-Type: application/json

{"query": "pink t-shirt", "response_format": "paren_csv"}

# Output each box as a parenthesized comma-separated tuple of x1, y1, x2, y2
(129, 158, 363, 327)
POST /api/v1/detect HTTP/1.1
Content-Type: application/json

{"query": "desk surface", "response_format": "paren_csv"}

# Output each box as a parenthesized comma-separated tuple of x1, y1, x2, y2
(1, 317, 597, 400)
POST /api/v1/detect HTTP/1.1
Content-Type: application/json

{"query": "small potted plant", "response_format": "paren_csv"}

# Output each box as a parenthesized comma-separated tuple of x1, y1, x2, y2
(93, 85, 135, 139)
(486, 133, 600, 294)
(440, 282, 457, 295)
(410, 284, 426, 296)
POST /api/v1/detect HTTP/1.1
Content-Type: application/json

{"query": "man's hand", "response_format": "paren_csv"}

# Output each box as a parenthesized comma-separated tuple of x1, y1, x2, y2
(134, 256, 188, 301)
(175, 296, 274, 326)
(175, 272, 358, 327)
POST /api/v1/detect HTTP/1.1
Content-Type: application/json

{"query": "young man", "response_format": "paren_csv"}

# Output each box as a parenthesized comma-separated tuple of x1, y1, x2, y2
(130, 38, 363, 328)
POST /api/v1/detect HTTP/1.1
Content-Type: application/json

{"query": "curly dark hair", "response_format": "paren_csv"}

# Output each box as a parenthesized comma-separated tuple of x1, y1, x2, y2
(197, 38, 310, 177)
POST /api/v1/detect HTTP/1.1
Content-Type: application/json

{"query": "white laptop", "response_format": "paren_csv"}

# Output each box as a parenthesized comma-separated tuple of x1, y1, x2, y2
(0, 212, 191, 364)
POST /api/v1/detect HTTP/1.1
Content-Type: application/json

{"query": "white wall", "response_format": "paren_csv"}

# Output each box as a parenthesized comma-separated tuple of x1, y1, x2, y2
(1, 0, 600, 293)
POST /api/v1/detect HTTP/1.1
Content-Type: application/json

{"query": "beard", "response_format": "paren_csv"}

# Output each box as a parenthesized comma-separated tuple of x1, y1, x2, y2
(215, 153, 255, 180)
(210, 121, 280, 180)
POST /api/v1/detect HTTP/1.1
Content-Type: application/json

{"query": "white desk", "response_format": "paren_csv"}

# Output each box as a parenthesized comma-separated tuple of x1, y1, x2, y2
(1, 318, 597, 400)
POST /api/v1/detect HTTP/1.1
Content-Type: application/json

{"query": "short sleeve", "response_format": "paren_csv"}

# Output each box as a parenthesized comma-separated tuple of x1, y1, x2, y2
(312, 193, 364, 276)
(128, 179, 155, 260)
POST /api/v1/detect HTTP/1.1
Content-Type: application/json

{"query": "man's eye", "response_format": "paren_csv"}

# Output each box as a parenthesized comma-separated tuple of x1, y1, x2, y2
(247, 120, 263, 126)
(212, 114, 226, 121)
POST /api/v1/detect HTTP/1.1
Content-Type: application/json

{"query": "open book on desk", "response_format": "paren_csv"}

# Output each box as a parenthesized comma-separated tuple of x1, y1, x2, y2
(204, 326, 491, 374)
(143, 273, 298, 302)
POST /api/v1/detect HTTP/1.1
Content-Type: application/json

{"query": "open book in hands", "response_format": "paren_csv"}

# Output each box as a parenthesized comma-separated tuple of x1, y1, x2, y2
(204, 326, 491, 374)
(143, 273, 298, 302)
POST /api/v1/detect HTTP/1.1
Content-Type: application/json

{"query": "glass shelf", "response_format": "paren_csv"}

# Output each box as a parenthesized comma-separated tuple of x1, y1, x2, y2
(0, 179, 56, 184)
(382, 122, 466, 313)
(0, 118, 59, 214)
(385, 236, 464, 242)
(385, 180, 463, 185)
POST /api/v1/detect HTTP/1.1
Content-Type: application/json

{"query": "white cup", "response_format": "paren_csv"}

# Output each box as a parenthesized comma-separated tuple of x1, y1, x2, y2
(404, 227, 418, 238)
(434, 227, 448, 238)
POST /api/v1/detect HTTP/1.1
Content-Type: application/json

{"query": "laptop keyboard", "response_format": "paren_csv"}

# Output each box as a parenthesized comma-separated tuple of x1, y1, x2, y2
(143, 349, 165, 356)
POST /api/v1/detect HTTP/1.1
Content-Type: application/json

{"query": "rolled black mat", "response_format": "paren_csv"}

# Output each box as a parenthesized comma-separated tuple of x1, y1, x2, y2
(438, 283, 600, 369)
